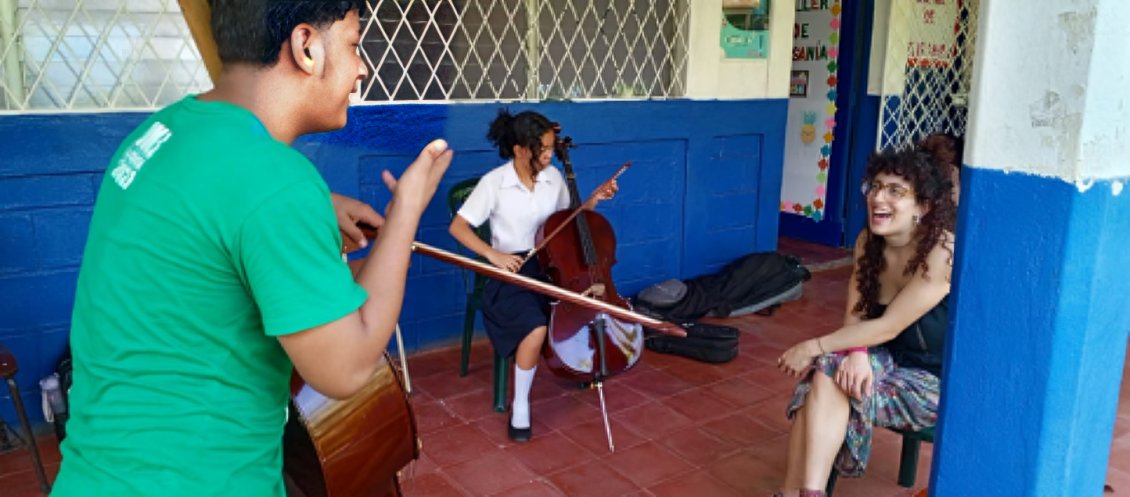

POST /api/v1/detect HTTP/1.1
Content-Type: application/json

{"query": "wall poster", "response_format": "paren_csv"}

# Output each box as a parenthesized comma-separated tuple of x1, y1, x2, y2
(780, 0, 842, 221)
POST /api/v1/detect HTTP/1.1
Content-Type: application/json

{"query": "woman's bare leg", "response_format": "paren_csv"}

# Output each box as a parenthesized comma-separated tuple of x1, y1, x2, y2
(780, 405, 809, 495)
(801, 371, 851, 490)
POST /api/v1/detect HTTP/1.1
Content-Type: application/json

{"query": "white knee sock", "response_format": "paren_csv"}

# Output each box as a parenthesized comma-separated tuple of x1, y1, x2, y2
(511, 364, 537, 429)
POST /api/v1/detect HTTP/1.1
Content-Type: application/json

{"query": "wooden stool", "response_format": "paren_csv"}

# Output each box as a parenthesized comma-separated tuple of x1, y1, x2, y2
(0, 342, 51, 493)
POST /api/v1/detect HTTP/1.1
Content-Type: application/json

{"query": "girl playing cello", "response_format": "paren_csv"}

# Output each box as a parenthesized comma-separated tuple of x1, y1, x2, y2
(448, 109, 616, 442)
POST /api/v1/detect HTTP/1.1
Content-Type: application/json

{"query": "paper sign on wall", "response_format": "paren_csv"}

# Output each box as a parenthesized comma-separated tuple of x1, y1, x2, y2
(780, 0, 842, 221)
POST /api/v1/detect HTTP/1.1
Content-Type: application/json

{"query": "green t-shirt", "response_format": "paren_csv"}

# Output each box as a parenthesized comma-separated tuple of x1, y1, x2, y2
(52, 96, 368, 496)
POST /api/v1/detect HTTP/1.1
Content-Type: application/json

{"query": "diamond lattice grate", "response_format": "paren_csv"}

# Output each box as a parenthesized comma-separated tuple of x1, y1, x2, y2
(878, 0, 979, 150)
(0, 0, 210, 111)
(357, 0, 690, 102)
(0, 0, 689, 111)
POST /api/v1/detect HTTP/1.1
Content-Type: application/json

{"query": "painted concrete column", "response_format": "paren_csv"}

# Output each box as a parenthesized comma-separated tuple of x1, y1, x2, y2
(932, 1, 1130, 496)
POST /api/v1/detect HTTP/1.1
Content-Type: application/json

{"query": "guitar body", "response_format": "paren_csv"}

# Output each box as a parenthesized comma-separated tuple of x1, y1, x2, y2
(284, 354, 419, 497)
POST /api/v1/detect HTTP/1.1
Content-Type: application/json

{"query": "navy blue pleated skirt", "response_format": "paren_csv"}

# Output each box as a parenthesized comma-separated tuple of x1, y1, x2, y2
(481, 255, 550, 358)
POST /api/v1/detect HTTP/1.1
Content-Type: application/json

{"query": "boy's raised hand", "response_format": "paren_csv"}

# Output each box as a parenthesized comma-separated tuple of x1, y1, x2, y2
(382, 139, 454, 217)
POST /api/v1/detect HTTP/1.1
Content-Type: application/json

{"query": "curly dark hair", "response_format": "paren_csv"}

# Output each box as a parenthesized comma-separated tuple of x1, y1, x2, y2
(917, 133, 965, 181)
(211, 0, 362, 66)
(854, 149, 956, 319)
(486, 109, 556, 175)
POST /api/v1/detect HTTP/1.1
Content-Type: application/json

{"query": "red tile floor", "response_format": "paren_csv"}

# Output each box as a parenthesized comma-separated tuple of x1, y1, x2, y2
(2, 239, 1127, 496)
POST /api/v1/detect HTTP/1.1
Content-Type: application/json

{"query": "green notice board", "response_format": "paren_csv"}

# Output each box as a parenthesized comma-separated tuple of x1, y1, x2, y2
(721, 1, 771, 59)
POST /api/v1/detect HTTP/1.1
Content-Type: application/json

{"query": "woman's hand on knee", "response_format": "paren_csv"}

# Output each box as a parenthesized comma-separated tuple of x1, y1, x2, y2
(834, 351, 874, 400)
(777, 339, 821, 377)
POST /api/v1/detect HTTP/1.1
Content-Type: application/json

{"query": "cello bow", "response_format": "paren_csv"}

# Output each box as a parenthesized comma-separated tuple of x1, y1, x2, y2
(345, 224, 687, 338)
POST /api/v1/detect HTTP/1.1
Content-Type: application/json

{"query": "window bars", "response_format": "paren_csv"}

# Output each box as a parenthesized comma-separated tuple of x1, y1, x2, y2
(0, 0, 209, 111)
(0, 0, 690, 111)
(358, 0, 690, 101)
(876, 0, 979, 150)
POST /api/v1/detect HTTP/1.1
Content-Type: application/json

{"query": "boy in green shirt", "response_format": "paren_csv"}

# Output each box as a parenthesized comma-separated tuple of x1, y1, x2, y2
(51, 2, 453, 495)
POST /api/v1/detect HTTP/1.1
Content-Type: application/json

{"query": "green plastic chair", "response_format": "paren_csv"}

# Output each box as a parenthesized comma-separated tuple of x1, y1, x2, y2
(447, 177, 511, 413)
(825, 426, 935, 495)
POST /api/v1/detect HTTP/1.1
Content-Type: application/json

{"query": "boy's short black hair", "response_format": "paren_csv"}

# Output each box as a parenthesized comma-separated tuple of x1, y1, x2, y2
(210, 1, 363, 66)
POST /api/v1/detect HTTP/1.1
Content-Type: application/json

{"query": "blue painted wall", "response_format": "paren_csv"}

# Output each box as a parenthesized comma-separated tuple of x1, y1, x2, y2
(0, 98, 787, 425)
(933, 168, 1130, 496)
(842, 93, 882, 240)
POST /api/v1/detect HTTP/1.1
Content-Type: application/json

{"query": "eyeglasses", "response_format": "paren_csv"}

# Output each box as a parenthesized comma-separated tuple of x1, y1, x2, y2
(862, 181, 912, 200)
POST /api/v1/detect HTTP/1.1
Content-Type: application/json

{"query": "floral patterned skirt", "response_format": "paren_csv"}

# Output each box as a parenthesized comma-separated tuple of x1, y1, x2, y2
(786, 347, 940, 477)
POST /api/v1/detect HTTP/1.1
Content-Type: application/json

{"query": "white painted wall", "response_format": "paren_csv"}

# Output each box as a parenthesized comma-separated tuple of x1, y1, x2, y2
(966, 0, 1130, 182)
(686, 0, 794, 99)
(867, 0, 890, 96)
(1080, 1, 1130, 180)
(867, 0, 962, 98)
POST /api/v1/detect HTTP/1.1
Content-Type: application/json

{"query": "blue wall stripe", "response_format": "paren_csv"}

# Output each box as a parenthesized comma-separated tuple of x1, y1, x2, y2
(843, 93, 881, 240)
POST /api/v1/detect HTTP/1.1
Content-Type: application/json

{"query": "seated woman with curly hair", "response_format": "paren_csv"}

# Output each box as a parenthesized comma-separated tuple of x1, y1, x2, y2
(772, 148, 957, 497)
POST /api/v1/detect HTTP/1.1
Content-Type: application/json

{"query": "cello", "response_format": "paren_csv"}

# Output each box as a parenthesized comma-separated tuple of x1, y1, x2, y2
(533, 135, 646, 450)
(535, 136, 645, 383)
(282, 245, 420, 497)
(283, 357, 417, 497)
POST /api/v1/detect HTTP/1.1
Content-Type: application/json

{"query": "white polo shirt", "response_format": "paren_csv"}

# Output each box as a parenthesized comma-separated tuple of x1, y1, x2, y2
(457, 161, 572, 253)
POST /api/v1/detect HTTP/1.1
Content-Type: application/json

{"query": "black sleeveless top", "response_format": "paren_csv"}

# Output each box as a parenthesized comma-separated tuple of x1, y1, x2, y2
(875, 294, 949, 376)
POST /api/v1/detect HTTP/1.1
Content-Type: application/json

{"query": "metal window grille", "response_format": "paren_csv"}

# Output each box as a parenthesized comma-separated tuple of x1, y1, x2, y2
(0, 0, 690, 112)
(358, 0, 690, 102)
(877, 0, 978, 150)
(0, 0, 209, 111)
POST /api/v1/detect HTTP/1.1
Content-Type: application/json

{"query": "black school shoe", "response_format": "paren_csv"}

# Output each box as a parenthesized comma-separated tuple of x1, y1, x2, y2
(508, 423, 532, 443)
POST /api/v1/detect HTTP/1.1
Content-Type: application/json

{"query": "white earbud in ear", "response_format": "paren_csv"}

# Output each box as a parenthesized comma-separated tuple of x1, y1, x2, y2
(304, 57, 315, 67)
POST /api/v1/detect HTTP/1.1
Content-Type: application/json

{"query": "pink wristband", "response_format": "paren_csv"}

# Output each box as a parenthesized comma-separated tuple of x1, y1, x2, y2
(845, 347, 868, 354)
